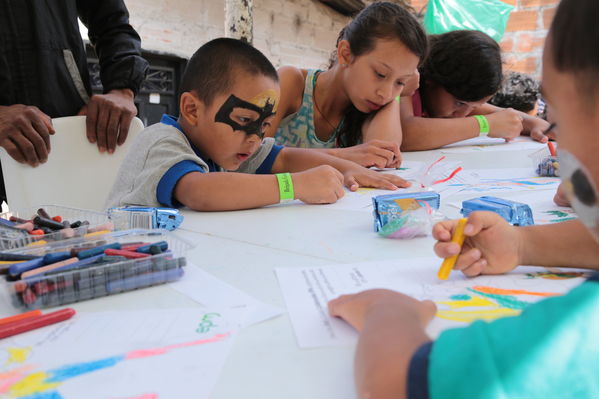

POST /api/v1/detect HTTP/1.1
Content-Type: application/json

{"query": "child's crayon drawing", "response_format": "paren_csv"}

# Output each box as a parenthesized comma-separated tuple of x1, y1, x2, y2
(435, 286, 559, 323)
(449, 177, 560, 194)
(1, 333, 228, 398)
(536, 209, 577, 224)
(526, 271, 587, 280)
(0, 309, 242, 399)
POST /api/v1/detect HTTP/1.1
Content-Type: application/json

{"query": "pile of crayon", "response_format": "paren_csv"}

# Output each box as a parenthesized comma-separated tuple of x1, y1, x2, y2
(1, 237, 186, 309)
(536, 156, 560, 177)
(0, 207, 112, 250)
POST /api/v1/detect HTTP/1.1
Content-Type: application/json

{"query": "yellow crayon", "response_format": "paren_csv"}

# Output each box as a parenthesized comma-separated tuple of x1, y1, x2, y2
(84, 230, 111, 238)
(437, 218, 468, 280)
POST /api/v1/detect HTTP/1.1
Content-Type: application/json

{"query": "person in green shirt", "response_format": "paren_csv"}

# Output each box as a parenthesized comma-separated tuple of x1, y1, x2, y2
(328, 0, 599, 397)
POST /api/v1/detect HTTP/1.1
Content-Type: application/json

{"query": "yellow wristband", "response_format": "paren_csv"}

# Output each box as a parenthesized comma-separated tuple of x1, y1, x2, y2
(276, 173, 294, 202)
(474, 115, 490, 136)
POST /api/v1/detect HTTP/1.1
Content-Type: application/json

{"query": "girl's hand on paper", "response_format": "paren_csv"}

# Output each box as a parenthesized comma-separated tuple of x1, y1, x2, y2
(343, 166, 411, 192)
(333, 140, 402, 169)
(328, 289, 436, 332)
(432, 212, 523, 277)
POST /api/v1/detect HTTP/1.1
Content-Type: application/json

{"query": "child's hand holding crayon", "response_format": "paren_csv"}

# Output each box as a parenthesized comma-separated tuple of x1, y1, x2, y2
(433, 212, 522, 277)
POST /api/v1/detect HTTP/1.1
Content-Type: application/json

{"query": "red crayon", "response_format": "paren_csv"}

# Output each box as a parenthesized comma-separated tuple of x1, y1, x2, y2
(104, 248, 151, 259)
(0, 308, 76, 339)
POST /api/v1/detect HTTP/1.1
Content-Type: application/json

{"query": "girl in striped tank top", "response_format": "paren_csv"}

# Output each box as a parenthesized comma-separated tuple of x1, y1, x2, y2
(265, 2, 427, 169)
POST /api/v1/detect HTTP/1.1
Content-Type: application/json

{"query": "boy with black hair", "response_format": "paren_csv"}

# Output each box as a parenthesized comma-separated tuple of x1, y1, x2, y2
(106, 38, 408, 211)
(329, 0, 599, 397)
(490, 71, 540, 115)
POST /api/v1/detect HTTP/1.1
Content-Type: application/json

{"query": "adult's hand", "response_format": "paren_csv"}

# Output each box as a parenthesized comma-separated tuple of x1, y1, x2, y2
(79, 88, 137, 153)
(0, 104, 55, 166)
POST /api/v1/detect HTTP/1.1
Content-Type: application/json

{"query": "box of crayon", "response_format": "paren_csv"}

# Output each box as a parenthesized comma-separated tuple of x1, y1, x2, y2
(461, 196, 535, 226)
(372, 192, 441, 233)
(0, 229, 191, 310)
(0, 205, 112, 250)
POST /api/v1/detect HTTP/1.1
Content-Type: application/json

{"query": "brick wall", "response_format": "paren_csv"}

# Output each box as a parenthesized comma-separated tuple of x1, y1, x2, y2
(500, 0, 558, 77)
(120, 0, 556, 76)
(123, 0, 349, 69)
(408, 0, 558, 78)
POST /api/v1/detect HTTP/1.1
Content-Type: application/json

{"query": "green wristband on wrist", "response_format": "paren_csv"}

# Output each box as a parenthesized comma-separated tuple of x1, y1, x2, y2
(276, 173, 295, 202)
(474, 115, 490, 136)
(395, 95, 401, 104)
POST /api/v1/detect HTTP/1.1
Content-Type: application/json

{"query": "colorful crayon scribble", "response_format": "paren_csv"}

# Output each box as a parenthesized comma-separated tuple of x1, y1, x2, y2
(526, 271, 586, 280)
(0, 333, 230, 399)
(435, 286, 561, 323)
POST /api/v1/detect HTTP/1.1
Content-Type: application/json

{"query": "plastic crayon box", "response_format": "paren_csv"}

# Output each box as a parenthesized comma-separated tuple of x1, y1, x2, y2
(372, 192, 441, 232)
(461, 196, 535, 226)
(0, 229, 191, 310)
(108, 206, 184, 231)
(0, 205, 110, 250)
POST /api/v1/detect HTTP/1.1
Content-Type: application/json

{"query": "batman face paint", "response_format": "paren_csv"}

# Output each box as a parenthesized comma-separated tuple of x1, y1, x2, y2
(214, 92, 277, 138)
(559, 150, 599, 241)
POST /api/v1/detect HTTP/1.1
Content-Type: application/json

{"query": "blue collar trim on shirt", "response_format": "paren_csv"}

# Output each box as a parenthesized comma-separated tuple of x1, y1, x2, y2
(160, 114, 220, 172)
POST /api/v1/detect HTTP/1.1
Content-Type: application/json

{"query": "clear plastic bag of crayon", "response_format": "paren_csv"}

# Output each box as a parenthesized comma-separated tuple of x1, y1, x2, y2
(0, 205, 111, 250)
(530, 147, 560, 177)
(0, 229, 191, 310)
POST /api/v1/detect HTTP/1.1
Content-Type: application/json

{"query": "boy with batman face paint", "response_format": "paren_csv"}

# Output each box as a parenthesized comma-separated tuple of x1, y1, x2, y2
(106, 38, 410, 211)
(327, 1, 599, 398)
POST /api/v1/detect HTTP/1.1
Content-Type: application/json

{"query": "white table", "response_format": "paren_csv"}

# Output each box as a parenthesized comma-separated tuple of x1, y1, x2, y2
(177, 145, 542, 399)
(1, 141, 548, 398)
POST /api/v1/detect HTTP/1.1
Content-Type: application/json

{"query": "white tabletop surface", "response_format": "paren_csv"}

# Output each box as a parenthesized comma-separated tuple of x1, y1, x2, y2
(1, 140, 549, 398)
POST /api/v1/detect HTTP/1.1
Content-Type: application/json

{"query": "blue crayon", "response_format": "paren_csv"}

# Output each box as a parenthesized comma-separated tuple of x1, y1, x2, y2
(8, 257, 45, 278)
(76, 243, 121, 259)
(135, 241, 168, 254)
(43, 251, 71, 265)
(0, 218, 16, 227)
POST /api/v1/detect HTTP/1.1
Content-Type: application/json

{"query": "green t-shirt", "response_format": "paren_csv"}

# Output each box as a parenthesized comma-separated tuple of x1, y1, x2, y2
(409, 274, 599, 399)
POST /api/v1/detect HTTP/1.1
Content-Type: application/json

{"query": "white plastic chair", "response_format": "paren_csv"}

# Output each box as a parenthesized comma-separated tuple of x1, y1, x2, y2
(0, 116, 144, 212)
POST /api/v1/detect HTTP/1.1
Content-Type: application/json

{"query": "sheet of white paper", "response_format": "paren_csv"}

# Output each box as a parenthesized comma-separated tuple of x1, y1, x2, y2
(276, 258, 588, 348)
(441, 136, 545, 153)
(444, 172, 560, 196)
(0, 308, 246, 399)
(172, 263, 282, 327)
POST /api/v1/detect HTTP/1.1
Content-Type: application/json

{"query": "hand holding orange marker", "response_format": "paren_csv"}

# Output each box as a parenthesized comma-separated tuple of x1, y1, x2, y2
(437, 218, 468, 280)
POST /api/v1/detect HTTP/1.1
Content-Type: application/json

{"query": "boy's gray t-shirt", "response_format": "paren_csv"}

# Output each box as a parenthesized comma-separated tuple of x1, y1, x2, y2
(105, 121, 280, 209)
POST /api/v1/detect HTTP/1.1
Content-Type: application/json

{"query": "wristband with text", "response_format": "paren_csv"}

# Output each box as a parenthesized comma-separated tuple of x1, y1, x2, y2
(276, 173, 295, 202)
(474, 115, 490, 136)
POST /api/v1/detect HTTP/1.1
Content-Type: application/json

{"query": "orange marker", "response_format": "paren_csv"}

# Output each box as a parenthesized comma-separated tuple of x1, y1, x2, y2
(0, 310, 42, 326)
